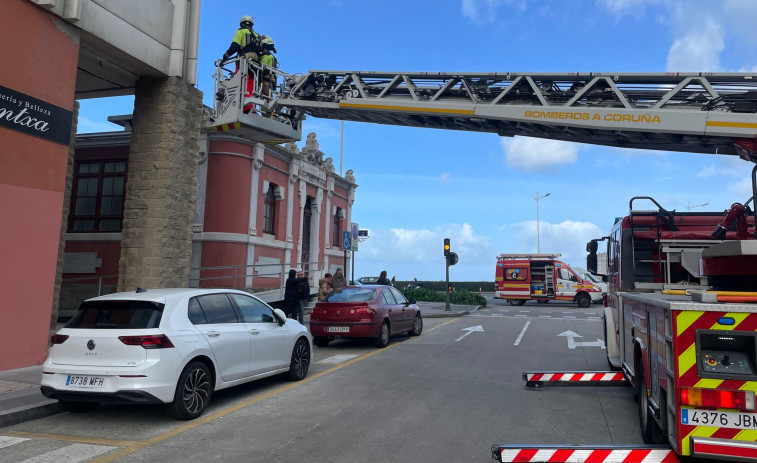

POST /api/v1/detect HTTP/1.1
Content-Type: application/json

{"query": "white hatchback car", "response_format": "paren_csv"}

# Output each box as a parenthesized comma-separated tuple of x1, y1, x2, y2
(41, 288, 312, 420)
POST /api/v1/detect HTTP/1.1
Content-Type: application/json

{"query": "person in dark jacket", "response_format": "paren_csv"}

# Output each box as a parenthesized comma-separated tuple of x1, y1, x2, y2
(294, 271, 310, 323)
(376, 270, 391, 285)
(284, 269, 308, 319)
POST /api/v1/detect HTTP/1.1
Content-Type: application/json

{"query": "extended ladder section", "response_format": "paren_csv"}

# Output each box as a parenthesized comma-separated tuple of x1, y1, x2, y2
(275, 71, 757, 158)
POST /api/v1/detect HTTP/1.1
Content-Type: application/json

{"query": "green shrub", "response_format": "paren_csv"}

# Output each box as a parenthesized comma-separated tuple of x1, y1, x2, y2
(396, 281, 494, 292)
(399, 287, 486, 307)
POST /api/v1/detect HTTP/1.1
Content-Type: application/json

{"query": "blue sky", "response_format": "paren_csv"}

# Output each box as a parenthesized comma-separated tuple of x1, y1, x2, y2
(77, 0, 757, 282)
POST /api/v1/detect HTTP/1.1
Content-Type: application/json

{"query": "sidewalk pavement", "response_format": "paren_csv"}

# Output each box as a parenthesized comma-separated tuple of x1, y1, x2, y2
(0, 301, 480, 429)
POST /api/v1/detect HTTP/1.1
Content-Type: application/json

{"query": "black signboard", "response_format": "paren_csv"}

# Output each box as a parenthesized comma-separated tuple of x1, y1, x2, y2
(0, 84, 73, 146)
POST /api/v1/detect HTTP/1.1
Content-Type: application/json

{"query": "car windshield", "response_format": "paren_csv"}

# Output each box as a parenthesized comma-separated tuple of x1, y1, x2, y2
(65, 300, 164, 329)
(584, 273, 600, 283)
(325, 287, 376, 302)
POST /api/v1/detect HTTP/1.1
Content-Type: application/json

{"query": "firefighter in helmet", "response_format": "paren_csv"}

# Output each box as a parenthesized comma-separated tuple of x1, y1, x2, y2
(259, 36, 278, 101)
(221, 15, 262, 113)
(221, 15, 261, 63)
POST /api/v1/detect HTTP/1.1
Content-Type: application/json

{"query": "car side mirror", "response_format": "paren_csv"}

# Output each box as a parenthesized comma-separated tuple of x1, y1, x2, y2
(406, 299, 416, 305)
(273, 308, 287, 326)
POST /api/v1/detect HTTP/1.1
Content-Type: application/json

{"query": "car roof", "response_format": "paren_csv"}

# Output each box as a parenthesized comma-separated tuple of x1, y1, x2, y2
(86, 288, 253, 303)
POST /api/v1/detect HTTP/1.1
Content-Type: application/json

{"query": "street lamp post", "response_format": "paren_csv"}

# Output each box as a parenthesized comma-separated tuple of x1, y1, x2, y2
(686, 201, 709, 212)
(535, 192, 551, 254)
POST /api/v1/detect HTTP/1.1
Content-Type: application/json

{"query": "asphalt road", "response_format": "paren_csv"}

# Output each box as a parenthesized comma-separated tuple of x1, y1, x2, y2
(0, 298, 644, 462)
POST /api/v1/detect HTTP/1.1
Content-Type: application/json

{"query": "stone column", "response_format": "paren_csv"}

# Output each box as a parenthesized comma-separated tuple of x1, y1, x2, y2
(118, 76, 203, 291)
(51, 101, 79, 328)
(246, 144, 265, 287)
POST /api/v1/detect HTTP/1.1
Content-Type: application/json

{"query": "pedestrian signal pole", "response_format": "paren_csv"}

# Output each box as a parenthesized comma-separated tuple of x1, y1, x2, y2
(444, 238, 451, 311)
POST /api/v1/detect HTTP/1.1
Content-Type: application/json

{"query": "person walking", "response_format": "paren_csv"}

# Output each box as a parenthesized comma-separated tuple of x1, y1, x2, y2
(332, 268, 347, 289)
(284, 269, 308, 319)
(376, 270, 390, 285)
(294, 271, 310, 324)
(220, 15, 261, 113)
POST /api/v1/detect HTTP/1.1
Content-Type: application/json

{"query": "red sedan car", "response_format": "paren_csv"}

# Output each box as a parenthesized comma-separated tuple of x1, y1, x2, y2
(309, 285, 423, 348)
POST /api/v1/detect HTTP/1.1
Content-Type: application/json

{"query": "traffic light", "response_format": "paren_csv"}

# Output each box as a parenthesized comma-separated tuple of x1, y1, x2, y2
(444, 238, 450, 257)
(447, 283, 453, 293)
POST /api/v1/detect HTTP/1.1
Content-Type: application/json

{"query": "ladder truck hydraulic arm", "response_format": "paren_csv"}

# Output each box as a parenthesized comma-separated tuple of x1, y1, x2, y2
(213, 64, 757, 162)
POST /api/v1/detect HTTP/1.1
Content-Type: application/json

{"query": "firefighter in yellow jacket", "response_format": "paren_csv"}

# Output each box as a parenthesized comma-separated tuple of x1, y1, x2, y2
(259, 36, 278, 101)
(221, 15, 261, 113)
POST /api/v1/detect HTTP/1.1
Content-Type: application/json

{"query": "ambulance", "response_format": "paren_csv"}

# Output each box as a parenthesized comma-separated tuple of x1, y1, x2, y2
(494, 254, 604, 307)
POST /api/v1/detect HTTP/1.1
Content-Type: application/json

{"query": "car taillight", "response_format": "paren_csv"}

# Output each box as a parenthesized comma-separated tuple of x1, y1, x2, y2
(681, 387, 755, 411)
(351, 307, 375, 316)
(50, 334, 69, 346)
(118, 335, 174, 349)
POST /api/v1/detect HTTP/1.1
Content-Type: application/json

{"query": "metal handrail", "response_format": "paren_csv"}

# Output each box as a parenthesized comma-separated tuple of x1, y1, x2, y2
(61, 261, 328, 297)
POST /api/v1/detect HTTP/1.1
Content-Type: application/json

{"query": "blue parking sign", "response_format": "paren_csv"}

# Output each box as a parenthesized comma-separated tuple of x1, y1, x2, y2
(342, 231, 352, 251)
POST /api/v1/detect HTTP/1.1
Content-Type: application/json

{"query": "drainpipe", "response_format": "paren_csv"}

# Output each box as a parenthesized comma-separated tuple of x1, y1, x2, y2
(185, 0, 201, 85)
(169, 0, 188, 79)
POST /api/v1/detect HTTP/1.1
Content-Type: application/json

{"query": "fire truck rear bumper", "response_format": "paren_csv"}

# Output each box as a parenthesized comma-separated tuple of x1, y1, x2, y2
(691, 436, 757, 462)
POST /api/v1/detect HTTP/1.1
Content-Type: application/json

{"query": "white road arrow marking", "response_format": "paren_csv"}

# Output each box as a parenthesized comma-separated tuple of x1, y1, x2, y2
(455, 325, 484, 342)
(558, 330, 606, 350)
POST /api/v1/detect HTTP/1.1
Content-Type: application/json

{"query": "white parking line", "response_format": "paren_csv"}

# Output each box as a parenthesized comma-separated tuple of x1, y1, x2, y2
(317, 354, 359, 364)
(0, 436, 29, 449)
(19, 443, 116, 463)
(564, 316, 577, 319)
(539, 315, 551, 318)
(515, 314, 527, 317)
(514, 320, 531, 346)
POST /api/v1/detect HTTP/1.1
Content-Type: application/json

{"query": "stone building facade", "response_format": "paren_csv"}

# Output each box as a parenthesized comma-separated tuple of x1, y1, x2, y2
(60, 127, 357, 314)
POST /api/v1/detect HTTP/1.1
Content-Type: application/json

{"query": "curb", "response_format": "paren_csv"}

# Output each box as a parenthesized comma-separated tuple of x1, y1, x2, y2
(0, 400, 63, 429)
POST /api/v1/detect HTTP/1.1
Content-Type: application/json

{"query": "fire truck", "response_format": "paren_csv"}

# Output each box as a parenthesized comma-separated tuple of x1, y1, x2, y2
(494, 254, 604, 307)
(213, 61, 757, 461)
(581, 196, 757, 461)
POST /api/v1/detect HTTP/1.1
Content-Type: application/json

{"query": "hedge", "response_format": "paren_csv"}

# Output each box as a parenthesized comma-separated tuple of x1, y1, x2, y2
(398, 286, 487, 307)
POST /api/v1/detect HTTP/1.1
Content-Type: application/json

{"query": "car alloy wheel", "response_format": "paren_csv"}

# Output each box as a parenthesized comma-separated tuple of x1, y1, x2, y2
(288, 338, 310, 381)
(375, 322, 390, 348)
(167, 361, 212, 420)
(409, 314, 423, 336)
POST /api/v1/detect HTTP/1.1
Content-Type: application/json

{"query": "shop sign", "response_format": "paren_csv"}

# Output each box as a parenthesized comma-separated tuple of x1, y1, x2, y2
(0, 84, 73, 146)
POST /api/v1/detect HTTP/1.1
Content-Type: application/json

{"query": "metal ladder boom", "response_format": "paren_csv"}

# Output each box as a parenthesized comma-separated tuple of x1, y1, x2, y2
(273, 70, 757, 159)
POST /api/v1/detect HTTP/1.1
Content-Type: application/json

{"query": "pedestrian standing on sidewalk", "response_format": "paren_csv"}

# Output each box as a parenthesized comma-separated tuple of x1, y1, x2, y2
(284, 269, 308, 319)
(376, 270, 390, 286)
(332, 268, 347, 289)
(294, 271, 310, 324)
(317, 280, 332, 302)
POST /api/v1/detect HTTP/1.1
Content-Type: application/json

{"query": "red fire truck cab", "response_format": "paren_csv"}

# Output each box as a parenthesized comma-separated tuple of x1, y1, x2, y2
(494, 254, 604, 308)
(587, 196, 757, 461)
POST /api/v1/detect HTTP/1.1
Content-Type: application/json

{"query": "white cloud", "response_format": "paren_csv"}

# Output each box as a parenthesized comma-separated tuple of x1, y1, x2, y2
(501, 136, 579, 172)
(461, 0, 527, 23)
(666, 17, 724, 71)
(355, 223, 496, 280)
(728, 177, 752, 198)
(439, 172, 452, 182)
(511, 220, 605, 265)
(597, 0, 663, 15)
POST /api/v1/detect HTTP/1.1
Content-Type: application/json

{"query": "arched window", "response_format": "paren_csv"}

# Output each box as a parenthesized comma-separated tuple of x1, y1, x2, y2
(263, 185, 276, 234)
(333, 207, 342, 246)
